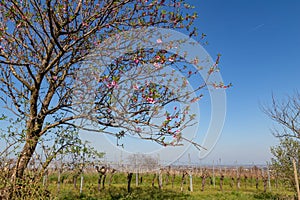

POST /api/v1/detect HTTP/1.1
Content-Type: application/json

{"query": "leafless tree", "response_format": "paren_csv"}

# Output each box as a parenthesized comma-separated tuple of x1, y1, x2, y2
(262, 91, 300, 139)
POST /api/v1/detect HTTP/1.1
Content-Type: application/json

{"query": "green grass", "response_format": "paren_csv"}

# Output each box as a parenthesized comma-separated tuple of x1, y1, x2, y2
(42, 172, 296, 200)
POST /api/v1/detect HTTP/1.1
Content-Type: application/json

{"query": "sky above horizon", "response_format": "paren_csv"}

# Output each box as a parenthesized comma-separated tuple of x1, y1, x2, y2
(186, 0, 300, 165)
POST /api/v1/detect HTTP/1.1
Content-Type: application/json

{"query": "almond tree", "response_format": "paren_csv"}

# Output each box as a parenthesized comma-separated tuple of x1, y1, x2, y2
(0, 0, 226, 187)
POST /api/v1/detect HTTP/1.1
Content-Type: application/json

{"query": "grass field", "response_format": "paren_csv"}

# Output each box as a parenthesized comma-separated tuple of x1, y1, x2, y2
(43, 172, 295, 200)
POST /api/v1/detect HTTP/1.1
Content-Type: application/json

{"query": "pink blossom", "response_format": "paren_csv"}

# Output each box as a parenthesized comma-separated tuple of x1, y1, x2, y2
(107, 80, 118, 89)
(153, 62, 161, 69)
(52, 76, 58, 81)
(93, 41, 99, 46)
(82, 22, 88, 27)
(191, 97, 200, 103)
(133, 84, 139, 90)
(192, 58, 199, 65)
(146, 97, 155, 104)
(136, 127, 142, 133)
(166, 116, 172, 121)
(156, 38, 162, 44)
(168, 57, 175, 62)
(111, 80, 117, 86)
(134, 59, 139, 64)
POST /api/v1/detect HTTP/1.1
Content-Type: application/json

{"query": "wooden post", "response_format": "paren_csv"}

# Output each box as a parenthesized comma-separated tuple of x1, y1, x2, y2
(219, 158, 222, 174)
(189, 173, 193, 192)
(201, 169, 206, 191)
(158, 169, 163, 190)
(57, 168, 61, 193)
(136, 172, 139, 187)
(135, 155, 138, 187)
(267, 166, 271, 191)
(188, 154, 193, 192)
(213, 160, 215, 188)
(292, 158, 300, 200)
(80, 172, 84, 194)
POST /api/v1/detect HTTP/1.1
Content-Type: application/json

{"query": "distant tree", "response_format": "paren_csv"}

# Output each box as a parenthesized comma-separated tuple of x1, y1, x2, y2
(127, 154, 159, 172)
(263, 91, 300, 192)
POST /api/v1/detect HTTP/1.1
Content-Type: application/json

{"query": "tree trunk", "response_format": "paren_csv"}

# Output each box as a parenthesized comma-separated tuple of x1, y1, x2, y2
(152, 173, 156, 188)
(263, 177, 267, 193)
(165, 172, 169, 185)
(220, 175, 224, 192)
(172, 173, 175, 188)
(73, 175, 77, 189)
(57, 169, 61, 194)
(180, 172, 186, 192)
(201, 175, 206, 191)
(127, 173, 133, 193)
(11, 135, 39, 182)
(244, 175, 248, 189)
(102, 174, 106, 189)
(158, 170, 163, 190)
(256, 176, 259, 189)
(230, 177, 234, 188)
(108, 170, 116, 186)
(98, 175, 102, 192)
(237, 175, 241, 190)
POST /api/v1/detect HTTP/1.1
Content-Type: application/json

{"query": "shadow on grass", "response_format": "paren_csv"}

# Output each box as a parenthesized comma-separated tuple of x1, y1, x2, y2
(108, 186, 189, 200)
(58, 186, 189, 200)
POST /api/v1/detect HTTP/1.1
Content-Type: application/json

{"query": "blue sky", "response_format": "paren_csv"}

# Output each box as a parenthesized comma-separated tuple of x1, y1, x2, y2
(186, 0, 300, 165)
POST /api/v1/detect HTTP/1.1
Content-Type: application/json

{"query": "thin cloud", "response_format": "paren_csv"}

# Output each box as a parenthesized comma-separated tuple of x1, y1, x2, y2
(252, 23, 265, 31)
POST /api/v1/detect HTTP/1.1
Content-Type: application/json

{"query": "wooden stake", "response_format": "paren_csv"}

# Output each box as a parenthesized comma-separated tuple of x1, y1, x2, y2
(292, 158, 300, 200)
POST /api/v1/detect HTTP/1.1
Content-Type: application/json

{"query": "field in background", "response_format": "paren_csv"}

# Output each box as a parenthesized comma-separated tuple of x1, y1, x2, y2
(41, 166, 295, 200)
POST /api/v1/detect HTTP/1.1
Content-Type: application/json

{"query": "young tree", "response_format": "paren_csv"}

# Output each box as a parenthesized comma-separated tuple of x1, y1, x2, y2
(263, 91, 300, 192)
(0, 0, 227, 187)
(270, 137, 300, 191)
